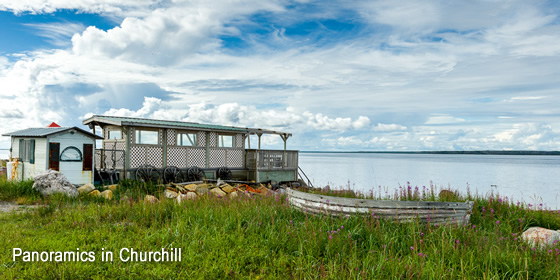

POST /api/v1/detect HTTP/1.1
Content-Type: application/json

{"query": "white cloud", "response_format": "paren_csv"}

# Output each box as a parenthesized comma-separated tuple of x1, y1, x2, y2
(425, 115, 465, 125)
(1, 1, 560, 152)
(372, 123, 407, 132)
(24, 22, 86, 47)
(352, 116, 371, 129)
(302, 112, 370, 131)
(0, 0, 157, 16)
(509, 96, 547, 101)
(71, 0, 284, 65)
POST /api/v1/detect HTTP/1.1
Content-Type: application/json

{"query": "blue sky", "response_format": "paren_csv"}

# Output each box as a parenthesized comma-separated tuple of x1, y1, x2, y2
(1, 0, 559, 153)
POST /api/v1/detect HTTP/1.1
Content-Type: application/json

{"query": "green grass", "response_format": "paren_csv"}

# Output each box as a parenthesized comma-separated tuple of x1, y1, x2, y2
(0, 177, 41, 203)
(1, 180, 560, 279)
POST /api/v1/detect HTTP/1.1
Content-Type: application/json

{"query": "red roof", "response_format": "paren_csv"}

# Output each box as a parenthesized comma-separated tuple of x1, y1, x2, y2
(47, 122, 61, 128)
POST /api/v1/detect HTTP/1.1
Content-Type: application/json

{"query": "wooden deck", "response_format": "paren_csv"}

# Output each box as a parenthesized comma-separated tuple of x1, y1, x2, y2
(287, 188, 474, 225)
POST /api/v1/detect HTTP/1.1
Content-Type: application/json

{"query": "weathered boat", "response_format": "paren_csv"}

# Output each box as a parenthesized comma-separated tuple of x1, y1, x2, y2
(287, 188, 474, 225)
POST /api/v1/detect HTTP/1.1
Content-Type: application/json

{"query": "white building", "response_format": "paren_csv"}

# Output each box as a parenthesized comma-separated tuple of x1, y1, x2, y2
(2, 127, 102, 185)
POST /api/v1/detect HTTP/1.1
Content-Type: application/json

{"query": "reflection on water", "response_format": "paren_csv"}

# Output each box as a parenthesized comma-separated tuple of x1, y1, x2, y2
(299, 153, 560, 209)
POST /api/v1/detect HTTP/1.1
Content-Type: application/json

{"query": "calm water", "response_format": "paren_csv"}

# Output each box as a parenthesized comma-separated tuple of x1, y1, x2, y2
(299, 153, 560, 209)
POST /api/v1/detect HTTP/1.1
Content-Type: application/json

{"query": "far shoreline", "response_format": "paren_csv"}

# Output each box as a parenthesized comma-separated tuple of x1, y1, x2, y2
(300, 150, 560, 156)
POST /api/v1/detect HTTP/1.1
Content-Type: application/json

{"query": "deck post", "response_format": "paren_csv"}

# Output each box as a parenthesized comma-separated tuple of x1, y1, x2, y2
(162, 128, 167, 168)
(257, 133, 263, 150)
(125, 126, 130, 179)
(205, 132, 210, 168)
(280, 134, 289, 169)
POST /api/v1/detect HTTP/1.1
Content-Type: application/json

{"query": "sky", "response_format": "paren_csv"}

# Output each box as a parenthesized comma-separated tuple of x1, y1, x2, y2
(0, 0, 559, 154)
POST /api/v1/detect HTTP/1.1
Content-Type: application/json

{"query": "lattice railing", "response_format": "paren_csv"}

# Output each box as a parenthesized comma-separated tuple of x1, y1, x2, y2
(246, 149, 298, 170)
(95, 149, 125, 170)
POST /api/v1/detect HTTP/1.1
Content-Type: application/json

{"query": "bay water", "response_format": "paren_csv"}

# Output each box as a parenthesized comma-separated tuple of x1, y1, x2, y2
(298, 152, 560, 209)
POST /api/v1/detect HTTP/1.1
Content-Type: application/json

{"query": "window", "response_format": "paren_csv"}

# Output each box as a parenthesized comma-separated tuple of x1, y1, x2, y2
(218, 135, 234, 148)
(135, 130, 158, 145)
(108, 130, 122, 139)
(60, 146, 82, 161)
(177, 133, 197, 146)
(18, 139, 35, 164)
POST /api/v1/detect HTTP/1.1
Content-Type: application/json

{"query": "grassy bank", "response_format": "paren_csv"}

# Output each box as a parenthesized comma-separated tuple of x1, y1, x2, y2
(1, 180, 560, 279)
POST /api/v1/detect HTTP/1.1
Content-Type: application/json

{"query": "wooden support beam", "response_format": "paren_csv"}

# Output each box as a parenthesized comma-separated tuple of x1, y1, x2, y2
(257, 133, 263, 150)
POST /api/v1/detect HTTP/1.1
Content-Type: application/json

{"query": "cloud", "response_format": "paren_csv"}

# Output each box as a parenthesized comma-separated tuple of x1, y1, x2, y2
(71, 0, 285, 65)
(0, 0, 157, 16)
(1, 1, 560, 152)
(509, 96, 547, 101)
(425, 115, 465, 125)
(24, 22, 86, 47)
(372, 123, 407, 132)
(302, 112, 370, 131)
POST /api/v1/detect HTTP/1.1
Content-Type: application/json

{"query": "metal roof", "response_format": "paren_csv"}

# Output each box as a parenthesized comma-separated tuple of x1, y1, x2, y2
(2, 127, 103, 139)
(83, 115, 292, 136)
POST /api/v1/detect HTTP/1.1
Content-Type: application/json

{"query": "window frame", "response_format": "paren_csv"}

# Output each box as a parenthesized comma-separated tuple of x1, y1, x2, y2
(176, 132, 197, 147)
(60, 146, 83, 162)
(18, 139, 35, 164)
(218, 134, 235, 148)
(108, 130, 122, 140)
(135, 129, 159, 145)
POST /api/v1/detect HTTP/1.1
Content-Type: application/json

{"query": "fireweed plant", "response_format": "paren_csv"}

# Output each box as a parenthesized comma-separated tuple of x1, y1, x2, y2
(0, 179, 559, 279)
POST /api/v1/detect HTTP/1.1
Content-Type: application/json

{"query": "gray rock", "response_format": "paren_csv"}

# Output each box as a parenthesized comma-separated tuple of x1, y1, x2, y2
(32, 170, 79, 198)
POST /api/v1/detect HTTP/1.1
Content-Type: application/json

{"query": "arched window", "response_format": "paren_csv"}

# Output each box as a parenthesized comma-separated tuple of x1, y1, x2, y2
(60, 146, 83, 162)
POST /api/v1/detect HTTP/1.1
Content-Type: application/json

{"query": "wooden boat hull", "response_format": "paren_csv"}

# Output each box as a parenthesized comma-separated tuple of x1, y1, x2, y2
(287, 188, 474, 225)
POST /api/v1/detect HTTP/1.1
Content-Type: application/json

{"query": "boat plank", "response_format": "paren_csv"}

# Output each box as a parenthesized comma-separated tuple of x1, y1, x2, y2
(287, 188, 474, 225)
(288, 188, 473, 209)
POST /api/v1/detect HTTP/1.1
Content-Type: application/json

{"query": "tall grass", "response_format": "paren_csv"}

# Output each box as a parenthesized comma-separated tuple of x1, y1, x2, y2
(0, 178, 40, 202)
(0, 180, 560, 278)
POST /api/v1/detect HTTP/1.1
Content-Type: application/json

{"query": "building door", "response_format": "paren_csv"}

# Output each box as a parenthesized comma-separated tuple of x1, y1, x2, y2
(49, 142, 60, 171)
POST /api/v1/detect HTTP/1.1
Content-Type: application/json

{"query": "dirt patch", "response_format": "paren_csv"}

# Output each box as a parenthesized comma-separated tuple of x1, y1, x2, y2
(0, 200, 38, 213)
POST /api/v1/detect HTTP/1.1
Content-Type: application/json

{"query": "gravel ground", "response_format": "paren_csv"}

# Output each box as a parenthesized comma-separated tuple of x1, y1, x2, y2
(0, 200, 38, 213)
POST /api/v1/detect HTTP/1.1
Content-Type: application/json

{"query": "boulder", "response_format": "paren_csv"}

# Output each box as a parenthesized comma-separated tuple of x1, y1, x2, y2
(221, 184, 235, 194)
(100, 190, 113, 200)
(522, 227, 560, 248)
(176, 194, 187, 204)
(177, 192, 197, 203)
(184, 184, 197, 192)
(144, 195, 159, 203)
(164, 188, 178, 199)
(196, 187, 209, 195)
(228, 191, 239, 199)
(77, 183, 95, 195)
(106, 184, 118, 192)
(88, 190, 101, 197)
(32, 170, 79, 198)
(210, 187, 227, 197)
